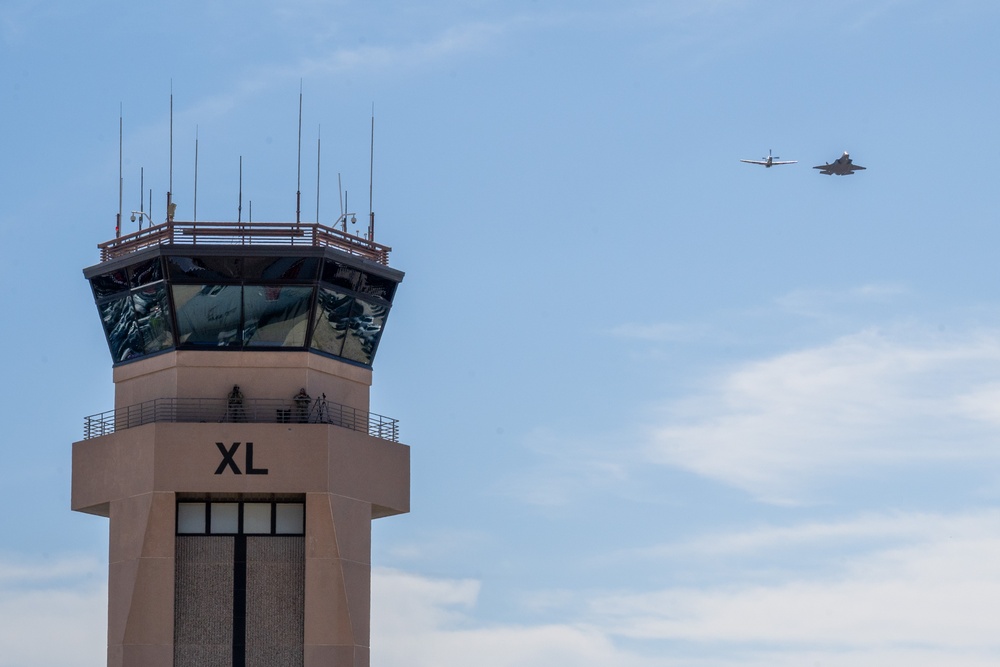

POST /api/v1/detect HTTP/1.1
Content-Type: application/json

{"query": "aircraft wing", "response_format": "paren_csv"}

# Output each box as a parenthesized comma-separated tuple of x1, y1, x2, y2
(770, 160, 797, 165)
(740, 159, 766, 165)
(850, 163, 866, 171)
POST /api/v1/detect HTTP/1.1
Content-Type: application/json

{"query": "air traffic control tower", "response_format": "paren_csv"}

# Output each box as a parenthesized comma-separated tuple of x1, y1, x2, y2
(72, 219, 408, 667)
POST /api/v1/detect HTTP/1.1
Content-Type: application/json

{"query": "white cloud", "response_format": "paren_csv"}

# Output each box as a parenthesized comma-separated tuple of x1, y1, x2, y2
(589, 511, 1000, 664)
(646, 327, 1000, 502)
(5, 519, 1000, 667)
(373, 509, 1000, 667)
(624, 508, 1000, 562)
(371, 567, 656, 667)
(0, 557, 105, 667)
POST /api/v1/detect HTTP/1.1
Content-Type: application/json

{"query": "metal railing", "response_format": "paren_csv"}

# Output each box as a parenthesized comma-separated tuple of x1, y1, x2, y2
(97, 221, 392, 265)
(83, 397, 399, 442)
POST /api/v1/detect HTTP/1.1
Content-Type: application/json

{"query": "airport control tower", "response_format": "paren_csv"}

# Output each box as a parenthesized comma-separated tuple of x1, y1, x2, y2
(72, 218, 408, 667)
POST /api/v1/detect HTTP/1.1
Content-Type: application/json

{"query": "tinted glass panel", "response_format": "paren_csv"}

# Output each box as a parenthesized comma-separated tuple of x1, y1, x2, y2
(244, 256, 319, 281)
(357, 272, 397, 302)
(275, 504, 305, 534)
(243, 503, 271, 534)
(210, 503, 239, 534)
(91, 269, 130, 299)
(177, 503, 207, 534)
(173, 284, 242, 346)
(133, 282, 174, 353)
(98, 294, 141, 362)
(321, 260, 363, 291)
(310, 288, 355, 357)
(167, 256, 242, 282)
(243, 286, 313, 347)
(129, 257, 163, 287)
(340, 298, 388, 365)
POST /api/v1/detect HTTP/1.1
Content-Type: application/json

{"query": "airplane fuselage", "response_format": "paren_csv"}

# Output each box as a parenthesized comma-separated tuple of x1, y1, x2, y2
(814, 151, 865, 176)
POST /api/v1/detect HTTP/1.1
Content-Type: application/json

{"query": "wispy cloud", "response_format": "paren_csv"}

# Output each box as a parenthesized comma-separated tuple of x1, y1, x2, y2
(377, 510, 1000, 667)
(593, 519, 1000, 656)
(372, 568, 656, 667)
(644, 326, 1000, 502)
(0, 557, 105, 667)
(180, 20, 515, 126)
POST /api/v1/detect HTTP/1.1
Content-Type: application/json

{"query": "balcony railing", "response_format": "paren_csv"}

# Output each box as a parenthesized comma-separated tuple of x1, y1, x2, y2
(83, 397, 399, 442)
(98, 221, 392, 265)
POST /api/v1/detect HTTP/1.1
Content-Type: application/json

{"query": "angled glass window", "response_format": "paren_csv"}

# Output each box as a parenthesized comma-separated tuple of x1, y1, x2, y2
(310, 288, 355, 357)
(133, 282, 174, 354)
(243, 286, 313, 348)
(129, 257, 163, 288)
(98, 294, 143, 362)
(357, 272, 397, 302)
(91, 268, 130, 300)
(173, 284, 242, 347)
(244, 256, 320, 282)
(167, 256, 242, 282)
(340, 298, 388, 365)
(321, 260, 363, 292)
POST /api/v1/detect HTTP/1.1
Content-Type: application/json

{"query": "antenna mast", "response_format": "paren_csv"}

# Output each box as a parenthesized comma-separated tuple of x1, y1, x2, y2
(296, 81, 303, 224)
(368, 105, 375, 241)
(316, 126, 321, 223)
(117, 104, 123, 238)
(193, 127, 199, 222)
(238, 156, 243, 223)
(139, 167, 144, 230)
(166, 83, 176, 223)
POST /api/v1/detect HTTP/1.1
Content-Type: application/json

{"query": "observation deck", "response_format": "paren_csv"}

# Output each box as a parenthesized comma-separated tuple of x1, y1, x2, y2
(84, 220, 404, 367)
(83, 396, 400, 442)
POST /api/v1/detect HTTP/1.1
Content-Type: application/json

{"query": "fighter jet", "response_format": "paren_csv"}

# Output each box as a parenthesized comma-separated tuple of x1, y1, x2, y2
(740, 149, 797, 168)
(814, 151, 866, 176)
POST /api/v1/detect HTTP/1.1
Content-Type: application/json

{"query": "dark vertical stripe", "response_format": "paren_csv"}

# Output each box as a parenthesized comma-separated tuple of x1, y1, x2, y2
(233, 533, 247, 667)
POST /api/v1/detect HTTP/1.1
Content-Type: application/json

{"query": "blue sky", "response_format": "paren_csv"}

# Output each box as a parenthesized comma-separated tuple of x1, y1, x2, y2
(4, 1, 1000, 665)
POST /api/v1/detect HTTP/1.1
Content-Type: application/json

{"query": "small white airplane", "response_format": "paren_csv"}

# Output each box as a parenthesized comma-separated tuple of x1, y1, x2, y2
(814, 151, 866, 176)
(740, 149, 797, 168)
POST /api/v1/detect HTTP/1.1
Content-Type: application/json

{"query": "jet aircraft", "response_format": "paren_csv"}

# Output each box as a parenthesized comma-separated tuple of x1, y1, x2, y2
(740, 149, 797, 168)
(814, 151, 866, 176)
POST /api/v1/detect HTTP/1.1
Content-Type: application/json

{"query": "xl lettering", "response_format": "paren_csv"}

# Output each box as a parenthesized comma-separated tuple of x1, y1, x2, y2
(214, 442, 269, 475)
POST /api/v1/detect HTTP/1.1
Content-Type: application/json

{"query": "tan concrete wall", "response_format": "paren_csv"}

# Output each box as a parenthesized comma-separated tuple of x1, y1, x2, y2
(304, 493, 374, 666)
(112, 351, 373, 412)
(73, 420, 408, 667)
(106, 492, 176, 667)
(78, 348, 405, 667)
(73, 423, 408, 515)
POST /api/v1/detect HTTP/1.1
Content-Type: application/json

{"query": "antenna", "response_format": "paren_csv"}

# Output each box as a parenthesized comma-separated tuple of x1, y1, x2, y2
(316, 126, 321, 223)
(368, 104, 375, 241)
(193, 126, 199, 222)
(117, 104, 123, 238)
(129, 170, 155, 230)
(167, 82, 174, 223)
(338, 173, 344, 219)
(296, 80, 303, 224)
(238, 156, 243, 223)
(139, 167, 144, 230)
